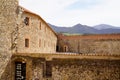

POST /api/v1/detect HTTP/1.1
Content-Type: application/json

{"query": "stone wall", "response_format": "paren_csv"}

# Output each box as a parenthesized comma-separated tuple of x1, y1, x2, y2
(1, 55, 120, 80)
(58, 34, 120, 54)
(32, 58, 45, 80)
(1, 55, 33, 80)
(17, 8, 57, 53)
(52, 59, 120, 80)
(0, 0, 18, 78)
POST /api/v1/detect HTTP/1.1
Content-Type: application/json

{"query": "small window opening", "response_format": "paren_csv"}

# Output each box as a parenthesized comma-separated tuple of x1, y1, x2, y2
(24, 17, 29, 25)
(64, 45, 68, 52)
(25, 39, 29, 47)
(56, 45, 59, 52)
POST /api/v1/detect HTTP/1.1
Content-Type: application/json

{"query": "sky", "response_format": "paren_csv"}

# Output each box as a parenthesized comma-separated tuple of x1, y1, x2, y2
(19, 0, 120, 27)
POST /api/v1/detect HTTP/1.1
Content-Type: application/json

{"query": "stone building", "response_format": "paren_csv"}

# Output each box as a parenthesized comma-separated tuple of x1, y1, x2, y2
(17, 6, 57, 53)
(0, 0, 120, 80)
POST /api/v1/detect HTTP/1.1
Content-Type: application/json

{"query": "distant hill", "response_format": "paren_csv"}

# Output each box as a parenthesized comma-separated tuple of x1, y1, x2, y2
(94, 24, 120, 30)
(48, 23, 120, 34)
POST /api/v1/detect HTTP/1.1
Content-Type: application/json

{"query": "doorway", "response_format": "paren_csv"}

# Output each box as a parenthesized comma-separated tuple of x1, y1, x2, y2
(15, 62, 26, 80)
(64, 45, 68, 52)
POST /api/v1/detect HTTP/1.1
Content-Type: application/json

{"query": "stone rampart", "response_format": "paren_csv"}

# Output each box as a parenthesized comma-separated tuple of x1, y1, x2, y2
(58, 34, 120, 54)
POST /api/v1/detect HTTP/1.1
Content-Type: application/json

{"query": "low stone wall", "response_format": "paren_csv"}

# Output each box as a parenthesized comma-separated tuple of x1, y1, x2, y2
(1, 54, 120, 80)
(52, 59, 120, 80)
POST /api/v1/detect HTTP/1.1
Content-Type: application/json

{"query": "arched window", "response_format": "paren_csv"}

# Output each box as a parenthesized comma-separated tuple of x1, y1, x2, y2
(64, 45, 68, 52)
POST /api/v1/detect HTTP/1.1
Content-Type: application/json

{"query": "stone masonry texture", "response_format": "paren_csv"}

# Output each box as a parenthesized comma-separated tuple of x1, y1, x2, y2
(17, 9, 57, 53)
(0, 0, 120, 80)
(0, 0, 18, 78)
(52, 59, 120, 80)
(58, 34, 120, 54)
(2, 55, 120, 80)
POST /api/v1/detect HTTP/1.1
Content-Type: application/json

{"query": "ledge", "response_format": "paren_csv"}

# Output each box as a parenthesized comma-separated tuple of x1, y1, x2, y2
(13, 52, 120, 60)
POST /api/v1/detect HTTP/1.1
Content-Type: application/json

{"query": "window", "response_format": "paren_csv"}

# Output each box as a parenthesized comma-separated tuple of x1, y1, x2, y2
(46, 61, 52, 77)
(24, 17, 29, 25)
(39, 22, 41, 30)
(25, 39, 29, 47)
(39, 39, 41, 47)
(64, 45, 68, 52)
(56, 45, 59, 52)
(64, 46, 67, 52)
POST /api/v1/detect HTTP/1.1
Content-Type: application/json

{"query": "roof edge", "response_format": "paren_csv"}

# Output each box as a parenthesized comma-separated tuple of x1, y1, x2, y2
(19, 5, 57, 37)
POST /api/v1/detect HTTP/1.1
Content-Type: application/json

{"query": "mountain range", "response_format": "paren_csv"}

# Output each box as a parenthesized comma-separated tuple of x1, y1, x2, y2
(48, 23, 120, 34)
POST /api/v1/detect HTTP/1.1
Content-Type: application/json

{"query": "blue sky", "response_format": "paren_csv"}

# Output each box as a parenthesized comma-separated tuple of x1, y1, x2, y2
(19, 0, 120, 27)
(66, 0, 102, 10)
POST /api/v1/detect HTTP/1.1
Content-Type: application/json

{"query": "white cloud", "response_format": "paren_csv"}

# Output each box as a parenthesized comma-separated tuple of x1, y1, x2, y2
(19, 0, 120, 27)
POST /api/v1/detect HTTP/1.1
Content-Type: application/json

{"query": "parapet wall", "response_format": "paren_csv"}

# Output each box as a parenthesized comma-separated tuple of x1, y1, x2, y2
(58, 34, 120, 54)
